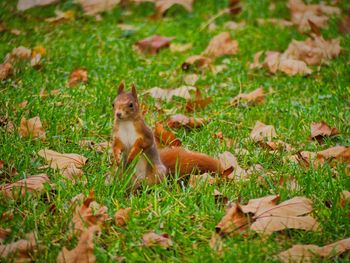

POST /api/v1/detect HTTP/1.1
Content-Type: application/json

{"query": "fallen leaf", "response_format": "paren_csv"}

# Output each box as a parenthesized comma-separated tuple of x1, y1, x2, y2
(155, 0, 194, 15)
(19, 116, 46, 140)
(117, 23, 138, 31)
(135, 35, 174, 55)
(230, 87, 265, 106)
(223, 21, 245, 30)
(202, 32, 238, 59)
(181, 55, 212, 70)
(340, 191, 350, 207)
(250, 121, 277, 142)
(0, 174, 50, 199)
(186, 96, 212, 112)
(183, 73, 198, 85)
(0, 232, 39, 262)
(76, 0, 120, 15)
(142, 231, 173, 248)
(167, 114, 205, 129)
(78, 140, 110, 153)
(0, 229, 10, 242)
(257, 18, 293, 27)
(218, 151, 247, 179)
(278, 57, 312, 76)
(339, 10, 350, 34)
(38, 149, 87, 170)
(310, 121, 339, 141)
(114, 208, 131, 227)
(276, 238, 350, 263)
(0, 62, 12, 80)
(209, 233, 223, 255)
(18, 101, 28, 109)
(71, 191, 108, 235)
(68, 68, 88, 87)
(215, 203, 248, 235)
(240, 195, 279, 214)
(57, 226, 100, 263)
(61, 166, 84, 182)
(317, 146, 350, 164)
(249, 51, 263, 69)
(154, 122, 181, 147)
(45, 10, 75, 23)
(189, 173, 215, 187)
(265, 140, 294, 152)
(17, 0, 58, 11)
(170, 43, 192, 53)
(143, 86, 195, 101)
(288, 151, 318, 168)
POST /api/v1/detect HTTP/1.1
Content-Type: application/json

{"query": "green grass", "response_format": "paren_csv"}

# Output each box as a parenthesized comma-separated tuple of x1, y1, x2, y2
(1, 0, 350, 262)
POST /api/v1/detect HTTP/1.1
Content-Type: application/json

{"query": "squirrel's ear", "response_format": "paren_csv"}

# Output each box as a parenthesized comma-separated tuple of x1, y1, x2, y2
(117, 82, 125, 95)
(131, 84, 138, 101)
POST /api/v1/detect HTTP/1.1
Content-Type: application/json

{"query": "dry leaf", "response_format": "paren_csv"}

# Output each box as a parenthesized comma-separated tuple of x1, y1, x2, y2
(183, 73, 198, 85)
(76, 0, 120, 15)
(0, 228, 10, 242)
(339, 10, 350, 34)
(142, 231, 173, 248)
(135, 35, 174, 55)
(218, 151, 247, 180)
(0, 63, 12, 80)
(276, 238, 350, 263)
(57, 226, 100, 263)
(186, 96, 212, 112)
(250, 121, 276, 142)
(78, 140, 110, 153)
(0, 232, 39, 262)
(230, 87, 265, 106)
(156, 0, 194, 15)
(249, 51, 263, 69)
(265, 140, 294, 152)
(240, 195, 279, 214)
(257, 18, 293, 27)
(71, 191, 108, 235)
(143, 86, 195, 101)
(154, 122, 181, 147)
(215, 203, 248, 235)
(167, 114, 205, 129)
(202, 32, 238, 59)
(38, 148, 87, 170)
(114, 208, 131, 227)
(189, 173, 215, 187)
(288, 151, 318, 168)
(68, 68, 88, 87)
(45, 10, 75, 23)
(61, 166, 84, 182)
(0, 174, 50, 199)
(209, 233, 223, 254)
(17, 0, 58, 10)
(310, 121, 339, 141)
(278, 58, 312, 76)
(19, 116, 46, 140)
(170, 43, 192, 53)
(317, 146, 350, 164)
(182, 55, 212, 70)
(340, 191, 350, 207)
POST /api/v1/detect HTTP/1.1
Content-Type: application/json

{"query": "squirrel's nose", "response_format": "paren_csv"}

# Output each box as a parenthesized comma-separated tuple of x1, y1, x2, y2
(116, 112, 122, 118)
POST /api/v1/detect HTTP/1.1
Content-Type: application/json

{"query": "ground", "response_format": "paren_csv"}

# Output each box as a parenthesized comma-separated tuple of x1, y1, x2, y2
(1, 0, 350, 262)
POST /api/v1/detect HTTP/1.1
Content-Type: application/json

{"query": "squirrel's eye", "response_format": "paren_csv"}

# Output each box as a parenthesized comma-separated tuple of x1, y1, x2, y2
(129, 103, 133, 108)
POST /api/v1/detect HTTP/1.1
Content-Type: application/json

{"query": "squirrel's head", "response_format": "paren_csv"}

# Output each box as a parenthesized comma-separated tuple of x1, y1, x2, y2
(112, 82, 140, 121)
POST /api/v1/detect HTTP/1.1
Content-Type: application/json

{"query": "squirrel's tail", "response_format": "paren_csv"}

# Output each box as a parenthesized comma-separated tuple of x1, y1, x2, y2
(159, 147, 222, 176)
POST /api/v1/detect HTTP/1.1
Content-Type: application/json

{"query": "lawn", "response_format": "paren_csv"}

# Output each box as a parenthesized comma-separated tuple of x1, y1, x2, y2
(1, 0, 350, 262)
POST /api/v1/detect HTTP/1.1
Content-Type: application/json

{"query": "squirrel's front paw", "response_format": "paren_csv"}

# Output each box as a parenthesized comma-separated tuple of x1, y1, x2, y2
(156, 164, 167, 176)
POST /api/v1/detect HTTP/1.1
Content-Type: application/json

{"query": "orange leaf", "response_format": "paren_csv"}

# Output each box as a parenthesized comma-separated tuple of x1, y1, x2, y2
(135, 35, 174, 55)
(68, 68, 88, 87)
(114, 207, 131, 227)
(19, 116, 46, 140)
(310, 121, 339, 142)
(142, 231, 173, 248)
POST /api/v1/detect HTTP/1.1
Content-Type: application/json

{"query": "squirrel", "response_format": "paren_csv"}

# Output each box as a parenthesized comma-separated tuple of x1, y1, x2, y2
(111, 82, 222, 188)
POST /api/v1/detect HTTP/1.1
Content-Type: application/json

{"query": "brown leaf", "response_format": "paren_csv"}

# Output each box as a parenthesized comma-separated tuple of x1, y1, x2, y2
(78, 140, 110, 153)
(68, 68, 88, 87)
(156, 0, 194, 15)
(218, 151, 248, 180)
(249, 51, 263, 69)
(18, 101, 28, 109)
(186, 97, 212, 112)
(61, 166, 84, 182)
(228, 0, 242, 15)
(154, 122, 181, 147)
(142, 231, 173, 248)
(265, 140, 294, 152)
(278, 57, 312, 76)
(202, 32, 238, 59)
(17, 0, 58, 11)
(240, 195, 279, 214)
(169, 43, 192, 53)
(167, 114, 205, 129)
(114, 208, 131, 227)
(71, 191, 108, 235)
(250, 121, 277, 142)
(182, 55, 212, 70)
(288, 150, 318, 168)
(256, 18, 293, 27)
(38, 148, 88, 170)
(57, 226, 100, 263)
(76, 0, 120, 15)
(339, 10, 350, 34)
(189, 173, 215, 187)
(317, 146, 350, 164)
(0, 228, 10, 242)
(276, 238, 350, 263)
(340, 191, 350, 207)
(183, 73, 198, 85)
(215, 203, 248, 235)
(230, 87, 265, 106)
(143, 86, 196, 101)
(0, 62, 12, 80)
(0, 232, 39, 262)
(263, 51, 281, 74)
(19, 116, 46, 140)
(310, 121, 339, 141)
(135, 35, 174, 55)
(0, 174, 50, 199)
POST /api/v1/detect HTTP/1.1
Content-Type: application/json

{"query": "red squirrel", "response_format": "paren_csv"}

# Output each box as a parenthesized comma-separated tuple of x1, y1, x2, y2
(111, 83, 222, 188)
